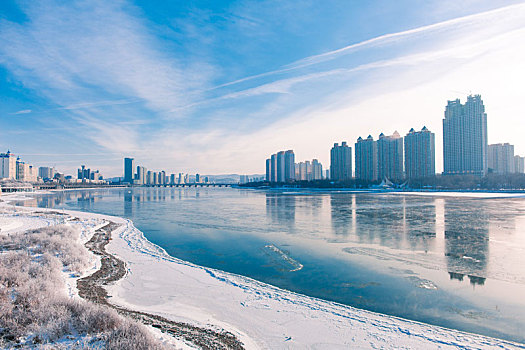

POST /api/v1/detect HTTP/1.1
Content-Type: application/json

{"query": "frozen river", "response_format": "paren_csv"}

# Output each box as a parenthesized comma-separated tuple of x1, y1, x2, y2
(14, 187, 525, 342)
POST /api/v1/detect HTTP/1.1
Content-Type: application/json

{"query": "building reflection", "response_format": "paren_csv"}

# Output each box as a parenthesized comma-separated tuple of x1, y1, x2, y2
(330, 193, 354, 236)
(353, 194, 406, 248)
(265, 193, 296, 229)
(404, 197, 436, 252)
(444, 199, 488, 286)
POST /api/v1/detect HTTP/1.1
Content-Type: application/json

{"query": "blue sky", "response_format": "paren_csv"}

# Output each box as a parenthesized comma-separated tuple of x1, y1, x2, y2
(1, 0, 525, 176)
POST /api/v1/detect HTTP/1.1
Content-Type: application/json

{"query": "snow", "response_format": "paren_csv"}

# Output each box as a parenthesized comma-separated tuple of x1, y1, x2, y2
(1, 193, 524, 349)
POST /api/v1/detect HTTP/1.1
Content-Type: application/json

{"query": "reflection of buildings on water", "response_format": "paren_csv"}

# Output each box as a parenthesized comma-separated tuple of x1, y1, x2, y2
(330, 194, 354, 236)
(353, 194, 406, 248)
(444, 200, 488, 286)
(347, 194, 436, 251)
(404, 197, 436, 252)
(265, 193, 296, 229)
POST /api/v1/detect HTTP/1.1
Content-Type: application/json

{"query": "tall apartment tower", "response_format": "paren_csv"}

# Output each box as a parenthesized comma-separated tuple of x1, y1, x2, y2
(284, 150, 295, 182)
(0, 151, 17, 179)
(377, 131, 404, 181)
(404, 127, 435, 179)
(136, 166, 146, 185)
(270, 154, 277, 182)
(276, 151, 285, 182)
(330, 142, 352, 181)
(488, 143, 515, 174)
(355, 135, 377, 181)
(443, 95, 488, 176)
(514, 155, 525, 174)
(266, 150, 295, 183)
(124, 157, 135, 183)
(312, 159, 323, 180)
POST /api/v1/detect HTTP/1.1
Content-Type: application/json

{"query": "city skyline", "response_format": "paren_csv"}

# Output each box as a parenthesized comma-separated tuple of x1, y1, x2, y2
(1, 1, 525, 176)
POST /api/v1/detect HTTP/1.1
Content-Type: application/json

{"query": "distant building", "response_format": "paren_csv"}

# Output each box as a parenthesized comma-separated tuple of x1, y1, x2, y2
(311, 159, 323, 180)
(443, 95, 488, 176)
(284, 150, 295, 182)
(266, 150, 295, 183)
(514, 155, 525, 174)
(276, 151, 285, 182)
(296, 159, 323, 181)
(124, 157, 135, 183)
(136, 166, 146, 185)
(153, 172, 158, 185)
(270, 154, 277, 182)
(377, 131, 403, 181)
(78, 165, 91, 182)
(170, 174, 176, 185)
(196, 173, 201, 183)
(488, 143, 514, 174)
(355, 135, 377, 181)
(330, 142, 352, 181)
(146, 171, 153, 185)
(404, 127, 435, 179)
(0, 151, 17, 180)
(38, 166, 55, 180)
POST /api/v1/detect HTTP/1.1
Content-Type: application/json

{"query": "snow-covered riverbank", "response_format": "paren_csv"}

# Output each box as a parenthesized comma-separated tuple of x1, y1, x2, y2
(1, 193, 524, 349)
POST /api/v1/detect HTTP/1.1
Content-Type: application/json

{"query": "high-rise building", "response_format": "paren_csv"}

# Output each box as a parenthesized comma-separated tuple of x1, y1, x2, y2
(443, 95, 488, 176)
(38, 167, 55, 180)
(311, 159, 323, 180)
(0, 151, 17, 180)
(124, 157, 135, 183)
(330, 142, 352, 181)
(355, 135, 377, 181)
(488, 143, 514, 174)
(136, 166, 146, 185)
(514, 155, 525, 174)
(170, 174, 176, 185)
(270, 154, 277, 182)
(78, 165, 91, 182)
(266, 150, 295, 183)
(377, 131, 403, 181)
(404, 127, 435, 179)
(284, 150, 295, 182)
(146, 170, 152, 185)
(276, 151, 285, 182)
(153, 172, 158, 185)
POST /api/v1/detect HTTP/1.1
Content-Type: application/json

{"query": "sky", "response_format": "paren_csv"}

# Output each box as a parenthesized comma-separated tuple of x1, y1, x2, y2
(1, 0, 525, 177)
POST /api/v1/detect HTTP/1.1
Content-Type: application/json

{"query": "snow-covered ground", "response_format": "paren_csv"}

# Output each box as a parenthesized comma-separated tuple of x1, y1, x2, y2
(1, 193, 524, 349)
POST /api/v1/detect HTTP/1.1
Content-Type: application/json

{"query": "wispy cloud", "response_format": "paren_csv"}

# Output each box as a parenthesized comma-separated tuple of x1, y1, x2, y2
(11, 109, 32, 115)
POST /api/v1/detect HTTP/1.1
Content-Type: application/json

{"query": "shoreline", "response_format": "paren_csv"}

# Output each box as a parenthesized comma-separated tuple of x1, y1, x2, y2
(2, 193, 525, 349)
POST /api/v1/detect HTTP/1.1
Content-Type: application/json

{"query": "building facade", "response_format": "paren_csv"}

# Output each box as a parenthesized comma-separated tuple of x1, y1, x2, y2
(124, 157, 135, 183)
(514, 155, 525, 174)
(377, 131, 403, 181)
(488, 143, 514, 174)
(0, 151, 17, 180)
(443, 95, 488, 176)
(330, 142, 352, 181)
(267, 150, 295, 183)
(355, 135, 377, 181)
(404, 127, 435, 179)
(38, 167, 55, 180)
